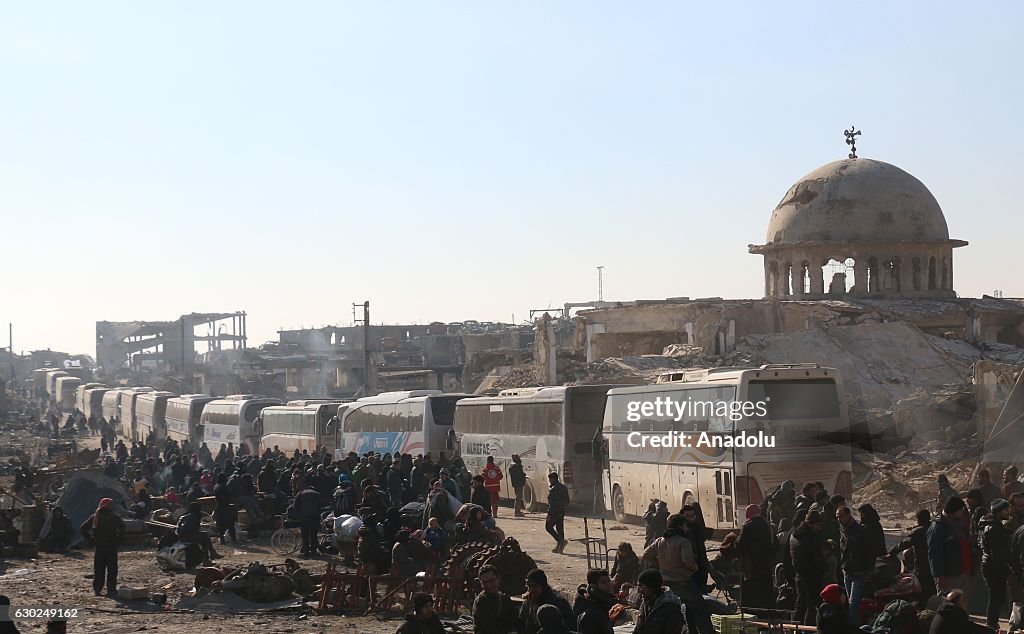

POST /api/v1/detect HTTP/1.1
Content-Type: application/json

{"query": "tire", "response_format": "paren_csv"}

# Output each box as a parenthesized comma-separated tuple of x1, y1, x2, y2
(612, 485, 627, 524)
(271, 528, 300, 556)
(523, 479, 540, 513)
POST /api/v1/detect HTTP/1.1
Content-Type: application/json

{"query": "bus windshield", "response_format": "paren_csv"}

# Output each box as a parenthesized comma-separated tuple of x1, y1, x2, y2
(746, 379, 841, 421)
(429, 396, 460, 425)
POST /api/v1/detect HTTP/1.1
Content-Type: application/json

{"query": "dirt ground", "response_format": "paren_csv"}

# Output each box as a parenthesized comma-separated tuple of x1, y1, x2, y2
(1, 510, 655, 634)
(0, 429, 665, 634)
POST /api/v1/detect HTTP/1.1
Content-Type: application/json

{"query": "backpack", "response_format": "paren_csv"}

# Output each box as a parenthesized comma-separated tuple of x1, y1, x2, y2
(868, 599, 917, 634)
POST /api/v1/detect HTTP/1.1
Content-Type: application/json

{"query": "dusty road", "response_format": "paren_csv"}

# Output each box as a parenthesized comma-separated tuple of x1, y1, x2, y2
(1, 511, 654, 633)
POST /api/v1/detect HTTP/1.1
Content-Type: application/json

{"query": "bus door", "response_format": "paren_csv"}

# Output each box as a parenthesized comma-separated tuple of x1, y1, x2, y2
(697, 466, 735, 529)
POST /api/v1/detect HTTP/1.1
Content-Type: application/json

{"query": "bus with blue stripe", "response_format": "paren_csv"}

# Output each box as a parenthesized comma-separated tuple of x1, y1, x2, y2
(338, 390, 477, 460)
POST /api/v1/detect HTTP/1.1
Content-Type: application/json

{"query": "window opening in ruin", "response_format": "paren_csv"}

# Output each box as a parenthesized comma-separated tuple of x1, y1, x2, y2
(330, 333, 336, 345)
(782, 262, 793, 296)
(928, 256, 937, 290)
(912, 258, 922, 291)
(823, 258, 855, 294)
(941, 257, 948, 290)
(866, 257, 879, 293)
(800, 261, 811, 294)
(883, 258, 900, 291)
(768, 262, 779, 297)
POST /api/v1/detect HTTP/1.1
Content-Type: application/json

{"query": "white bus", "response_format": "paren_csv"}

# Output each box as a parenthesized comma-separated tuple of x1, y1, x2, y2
(164, 394, 216, 446)
(339, 390, 474, 460)
(101, 390, 123, 427)
(45, 370, 70, 400)
(260, 401, 349, 456)
(602, 364, 853, 530)
(199, 395, 283, 453)
(454, 385, 619, 511)
(76, 384, 108, 419)
(118, 387, 155, 441)
(135, 391, 178, 443)
(55, 376, 82, 411)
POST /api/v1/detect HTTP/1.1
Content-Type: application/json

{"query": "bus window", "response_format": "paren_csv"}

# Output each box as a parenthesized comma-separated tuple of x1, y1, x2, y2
(747, 379, 840, 420)
(429, 397, 458, 425)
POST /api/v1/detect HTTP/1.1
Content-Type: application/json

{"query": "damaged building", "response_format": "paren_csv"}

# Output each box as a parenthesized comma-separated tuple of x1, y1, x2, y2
(551, 154, 1024, 447)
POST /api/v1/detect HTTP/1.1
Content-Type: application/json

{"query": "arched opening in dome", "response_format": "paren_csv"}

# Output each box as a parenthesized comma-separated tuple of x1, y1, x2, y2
(782, 262, 793, 296)
(823, 258, 855, 295)
(928, 257, 937, 290)
(866, 257, 880, 293)
(800, 261, 811, 295)
(883, 257, 901, 292)
(912, 258, 922, 291)
(941, 257, 949, 290)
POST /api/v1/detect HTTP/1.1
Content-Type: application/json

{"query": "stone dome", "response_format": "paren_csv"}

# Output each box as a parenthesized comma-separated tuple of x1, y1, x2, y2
(764, 158, 950, 245)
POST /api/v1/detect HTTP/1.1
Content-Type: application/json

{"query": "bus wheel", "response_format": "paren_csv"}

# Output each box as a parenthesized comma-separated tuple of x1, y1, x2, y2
(523, 480, 540, 513)
(612, 485, 627, 524)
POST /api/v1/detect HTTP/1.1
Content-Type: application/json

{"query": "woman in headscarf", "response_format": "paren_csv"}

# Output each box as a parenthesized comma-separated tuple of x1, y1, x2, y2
(79, 497, 125, 597)
(735, 503, 776, 609)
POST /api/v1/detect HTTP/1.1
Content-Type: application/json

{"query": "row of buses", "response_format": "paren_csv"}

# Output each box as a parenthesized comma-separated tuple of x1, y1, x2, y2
(37, 363, 854, 530)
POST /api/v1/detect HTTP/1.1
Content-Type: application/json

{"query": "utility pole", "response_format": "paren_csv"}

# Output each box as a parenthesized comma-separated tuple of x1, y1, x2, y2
(353, 302, 372, 396)
(597, 266, 604, 301)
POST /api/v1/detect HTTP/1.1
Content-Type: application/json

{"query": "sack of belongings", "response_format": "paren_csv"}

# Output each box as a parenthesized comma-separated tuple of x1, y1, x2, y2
(156, 541, 204, 570)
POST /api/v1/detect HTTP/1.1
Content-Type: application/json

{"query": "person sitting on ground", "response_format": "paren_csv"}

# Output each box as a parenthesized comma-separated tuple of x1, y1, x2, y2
(175, 501, 221, 565)
(395, 592, 445, 634)
(520, 568, 574, 634)
(131, 488, 152, 519)
(38, 506, 73, 552)
(573, 568, 619, 634)
(611, 542, 641, 591)
(472, 564, 521, 634)
(460, 506, 493, 543)
(633, 569, 685, 634)
(815, 583, 862, 634)
(536, 604, 572, 634)
(162, 487, 180, 510)
(929, 589, 995, 633)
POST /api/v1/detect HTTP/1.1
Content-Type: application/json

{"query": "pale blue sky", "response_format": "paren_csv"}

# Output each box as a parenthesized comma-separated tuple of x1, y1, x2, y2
(2, 3, 1020, 355)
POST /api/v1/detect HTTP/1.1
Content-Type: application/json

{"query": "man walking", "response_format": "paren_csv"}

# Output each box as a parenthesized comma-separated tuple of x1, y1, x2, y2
(927, 496, 973, 603)
(509, 455, 527, 517)
(837, 505, 873, 625)
(546, 471, 569, 553)
(79, 497, 125, 597)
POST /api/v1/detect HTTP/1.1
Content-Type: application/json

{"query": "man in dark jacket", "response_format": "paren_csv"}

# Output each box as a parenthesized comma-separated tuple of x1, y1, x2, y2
(928, 590, 994, 633)
(768, 480, 797, 531)
(837, 505, 873, 626)
(509, 454, 527, 517)
(176, 501, 220, 564)
(520, 568, 574, 634)
(790, 510, 827, 626)
(573, 569, 617, 634)
(471, 564, 521, 634)
(293, 485, 323, 556)
(79, 497, 126, 597)
(38, 506, 73, 552)
(980, 498, 1011, 630)
(386, 462, 405, 509)
(927, 496, 972, 603)
(643, 500, 669, 549)
(546, 472, 569, 553)
(395, 592, 445, 634)
(735, 504, 775, 609)
(682, 503, 710, 593)
(889, 508, 935, 607)
(634, 569, 684, 634)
